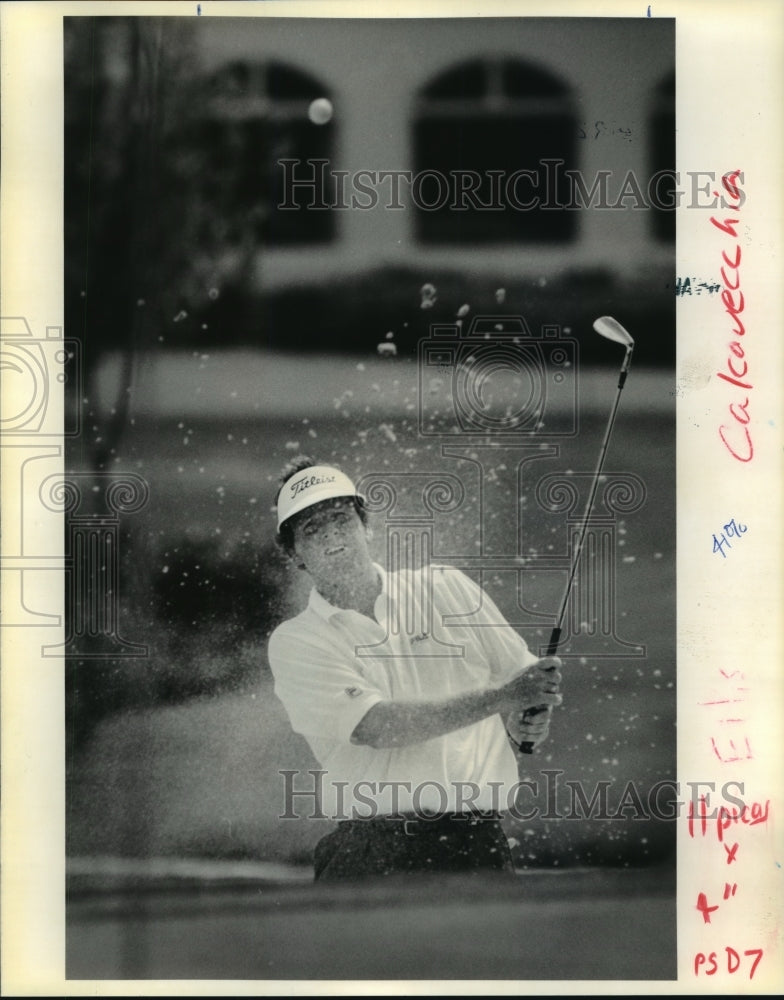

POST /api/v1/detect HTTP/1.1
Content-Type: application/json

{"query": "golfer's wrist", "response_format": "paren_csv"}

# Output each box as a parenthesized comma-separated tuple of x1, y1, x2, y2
(493, 685, 521, 718)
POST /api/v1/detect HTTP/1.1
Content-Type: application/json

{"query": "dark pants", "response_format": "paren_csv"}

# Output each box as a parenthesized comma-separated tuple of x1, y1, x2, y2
(313, 813, 515, 881)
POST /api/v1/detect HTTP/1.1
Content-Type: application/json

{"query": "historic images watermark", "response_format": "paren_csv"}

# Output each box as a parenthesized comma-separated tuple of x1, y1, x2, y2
(278, 160, 745, 213)
(278, 769, 752, 824)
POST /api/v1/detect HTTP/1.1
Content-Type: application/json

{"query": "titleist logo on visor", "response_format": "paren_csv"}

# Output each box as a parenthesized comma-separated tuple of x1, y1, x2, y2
(289, 473, 337, 497)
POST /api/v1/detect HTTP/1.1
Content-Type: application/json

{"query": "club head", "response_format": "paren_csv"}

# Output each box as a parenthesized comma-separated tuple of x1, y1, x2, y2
(593, 316, 634, 350)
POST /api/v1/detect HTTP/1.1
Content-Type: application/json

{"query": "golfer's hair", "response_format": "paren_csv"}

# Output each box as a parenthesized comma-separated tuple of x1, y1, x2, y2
(274, 454, 367, 555)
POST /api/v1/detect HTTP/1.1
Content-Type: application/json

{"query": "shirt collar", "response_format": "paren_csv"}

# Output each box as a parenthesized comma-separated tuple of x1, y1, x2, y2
(308, 563, 387, 621)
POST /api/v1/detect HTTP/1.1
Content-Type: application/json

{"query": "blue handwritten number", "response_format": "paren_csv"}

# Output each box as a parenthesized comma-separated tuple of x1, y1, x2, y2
(713, 519, 748, 557)
(713, 533, 731, 558)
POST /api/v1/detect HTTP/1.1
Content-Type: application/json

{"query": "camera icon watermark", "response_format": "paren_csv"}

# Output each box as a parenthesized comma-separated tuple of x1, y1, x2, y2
(0, 317, 81, 436)
(402, 312, 647, 658)
(418, 315, 579, 438)
(1, 315, 148, 655)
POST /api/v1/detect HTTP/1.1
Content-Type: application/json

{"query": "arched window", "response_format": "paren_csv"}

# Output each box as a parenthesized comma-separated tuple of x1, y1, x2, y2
(413, 58, 578, 243)
(186, 60, 336, 245)
(649, 70, 675, 241)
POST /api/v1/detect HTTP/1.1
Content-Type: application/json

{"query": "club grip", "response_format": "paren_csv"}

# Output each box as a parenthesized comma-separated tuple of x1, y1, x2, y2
(517, 627, 562, 753)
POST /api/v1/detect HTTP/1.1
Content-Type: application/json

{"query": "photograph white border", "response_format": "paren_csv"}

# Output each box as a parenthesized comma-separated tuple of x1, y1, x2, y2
(1, 0, 782, 994)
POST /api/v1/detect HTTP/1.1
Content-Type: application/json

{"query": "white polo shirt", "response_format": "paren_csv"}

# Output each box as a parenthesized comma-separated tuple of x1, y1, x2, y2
(268, 563, 539, 818)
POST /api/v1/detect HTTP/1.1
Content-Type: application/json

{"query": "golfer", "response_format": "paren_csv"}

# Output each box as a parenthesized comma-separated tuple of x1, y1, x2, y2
(268, 457, 562, 880)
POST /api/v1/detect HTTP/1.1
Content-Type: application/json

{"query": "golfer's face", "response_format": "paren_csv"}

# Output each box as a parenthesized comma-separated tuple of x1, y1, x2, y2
(292, 499, 369, 578)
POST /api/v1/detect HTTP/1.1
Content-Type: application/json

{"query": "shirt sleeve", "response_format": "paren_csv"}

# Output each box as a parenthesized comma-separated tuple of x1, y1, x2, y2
(268, 621, 384, 746)
(432, 565, 539, 682)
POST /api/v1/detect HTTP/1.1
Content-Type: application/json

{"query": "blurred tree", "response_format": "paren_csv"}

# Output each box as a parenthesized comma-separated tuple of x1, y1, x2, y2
(64, 17, 227, 749)
(64, 17, 265, 470)
(67, 17, 186, 469)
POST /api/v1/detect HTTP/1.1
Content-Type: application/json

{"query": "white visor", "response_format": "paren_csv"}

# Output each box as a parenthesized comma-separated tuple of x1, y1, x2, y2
(276, 465, 360, 530)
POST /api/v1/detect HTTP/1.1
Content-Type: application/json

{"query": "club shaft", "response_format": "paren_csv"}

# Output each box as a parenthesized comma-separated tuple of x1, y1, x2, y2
(517, 346, 632, 754)
(553, 368, 627, 635)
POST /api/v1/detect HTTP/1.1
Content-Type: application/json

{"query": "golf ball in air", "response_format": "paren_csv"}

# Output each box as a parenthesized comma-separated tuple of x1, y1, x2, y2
(308, 98, 333, 125)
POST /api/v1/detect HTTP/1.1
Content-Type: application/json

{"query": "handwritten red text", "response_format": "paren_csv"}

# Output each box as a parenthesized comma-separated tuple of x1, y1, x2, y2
(694, 948, 763, 980)
(712, 170, 753, 462)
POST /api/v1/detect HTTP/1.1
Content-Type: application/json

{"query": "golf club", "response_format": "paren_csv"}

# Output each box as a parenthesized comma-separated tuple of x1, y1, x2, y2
(516, 316, 635, 754)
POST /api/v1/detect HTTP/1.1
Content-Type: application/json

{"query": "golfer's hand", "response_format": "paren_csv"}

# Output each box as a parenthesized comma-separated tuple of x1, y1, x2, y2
(506, 703, 553, 751)
(500, 657, 562, 713)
